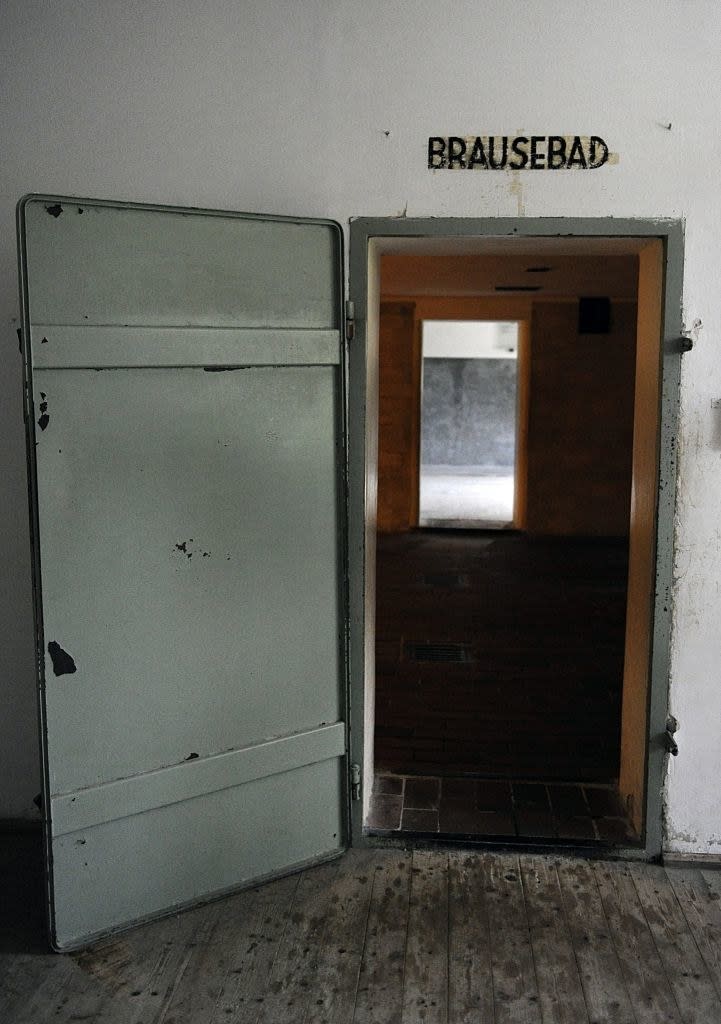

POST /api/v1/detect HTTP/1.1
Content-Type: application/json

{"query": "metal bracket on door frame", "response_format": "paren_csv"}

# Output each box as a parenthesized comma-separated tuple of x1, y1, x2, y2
(350, 762, 361, 801)
(345, 301, 355, 342)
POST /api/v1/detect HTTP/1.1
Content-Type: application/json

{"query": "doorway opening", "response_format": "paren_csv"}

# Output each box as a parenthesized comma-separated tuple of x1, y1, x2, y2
(419, 320, 520, 529)
(348, 220, 683, 858)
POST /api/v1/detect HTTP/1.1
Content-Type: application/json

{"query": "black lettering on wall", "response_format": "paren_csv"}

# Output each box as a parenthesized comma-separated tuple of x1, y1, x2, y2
(487, 135, 508, 169)
(428, 137, 447, 168)
(589, 136, 609, 168)
(567, 135, 588, 168)
(509, 136, 529, 169)
(448, 137, 467, 168)
(427, 134, 612, 171)
(547, 136, 567, 169)
(467, 137, 488, 168)
(530, 136, 546, 169)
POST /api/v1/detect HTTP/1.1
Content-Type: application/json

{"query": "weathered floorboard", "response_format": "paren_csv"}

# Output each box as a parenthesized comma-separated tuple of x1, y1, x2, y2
(21, 899, 219, 1024)
(163, 872, 300, 1024)
(353, 850, 412, 1024)
(479, 853, 542, 1024)
(519, 854, 590, 1024)
(447, 851, 494, 1024)
(0, 949, 77, 1024)
(306, 849, 375, 1024)
(402, 849, 449, 1023)
(9, 847, 721, 1024)
(629, 863, 721, 1024)
(555, 857, 635, 1024)
(593, 859, 682, 1023)
(254, 857, 343, 1024)
(667, 867, 721, 1001)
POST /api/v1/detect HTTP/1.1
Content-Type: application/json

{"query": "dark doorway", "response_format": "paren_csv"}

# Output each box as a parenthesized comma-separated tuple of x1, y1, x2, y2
(366, 236, 662, 847)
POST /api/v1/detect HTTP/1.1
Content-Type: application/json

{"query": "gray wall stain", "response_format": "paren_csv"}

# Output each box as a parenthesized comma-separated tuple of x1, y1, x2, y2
(421, 357, 517, 468)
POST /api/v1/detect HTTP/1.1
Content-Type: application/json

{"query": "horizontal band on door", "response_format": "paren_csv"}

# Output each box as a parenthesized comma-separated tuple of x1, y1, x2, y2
(50, 721, 346, 837)
(30, 325, 341, 369)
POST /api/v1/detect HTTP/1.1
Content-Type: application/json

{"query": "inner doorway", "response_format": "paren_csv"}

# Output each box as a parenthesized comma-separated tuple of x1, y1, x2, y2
(348, 220, 683, 858)
(419, 320, 520, 529)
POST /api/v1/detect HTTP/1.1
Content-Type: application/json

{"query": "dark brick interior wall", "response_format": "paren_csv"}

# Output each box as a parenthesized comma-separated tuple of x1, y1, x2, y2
(525, 302, 636, 535)
(374, 532, 629, 782)
(420, 357, 517, 468)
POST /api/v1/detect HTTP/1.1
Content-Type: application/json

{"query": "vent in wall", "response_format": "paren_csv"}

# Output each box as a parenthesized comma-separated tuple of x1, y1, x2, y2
(420, 572, 470, 589)
(578, 296, 612, 333)
(405, 642, 472, 663)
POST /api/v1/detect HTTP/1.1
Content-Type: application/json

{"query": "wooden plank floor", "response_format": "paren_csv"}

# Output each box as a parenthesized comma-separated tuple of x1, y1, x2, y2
(4, 838, 721, 1023)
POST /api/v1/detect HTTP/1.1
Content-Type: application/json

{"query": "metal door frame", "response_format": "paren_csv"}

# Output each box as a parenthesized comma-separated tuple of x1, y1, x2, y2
(347, 216, 685, 860)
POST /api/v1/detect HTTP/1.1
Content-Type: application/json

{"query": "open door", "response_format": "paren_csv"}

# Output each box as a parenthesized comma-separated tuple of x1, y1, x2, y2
(18, 196, 348, 950)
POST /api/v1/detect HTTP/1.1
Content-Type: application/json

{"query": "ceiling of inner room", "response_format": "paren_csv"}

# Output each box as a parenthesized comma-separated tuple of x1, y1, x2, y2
(380, 238, 640, 300)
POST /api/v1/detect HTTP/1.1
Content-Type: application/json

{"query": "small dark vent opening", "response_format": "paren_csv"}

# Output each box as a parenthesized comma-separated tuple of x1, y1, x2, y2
(421, 572, 470, 589)
(578, 295, 612, 334)
(405, 642, 472, 663)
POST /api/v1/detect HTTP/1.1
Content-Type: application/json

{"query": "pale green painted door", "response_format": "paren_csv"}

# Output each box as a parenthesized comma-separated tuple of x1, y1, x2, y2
(18, 196, 348, 950)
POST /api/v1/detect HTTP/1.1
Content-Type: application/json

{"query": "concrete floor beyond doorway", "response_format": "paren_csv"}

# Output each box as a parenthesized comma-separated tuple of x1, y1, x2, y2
(418, 467, 514, 528)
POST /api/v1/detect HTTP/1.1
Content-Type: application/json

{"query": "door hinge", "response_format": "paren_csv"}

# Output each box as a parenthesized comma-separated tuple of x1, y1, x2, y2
(664, 715, 679, 756)
(345, 300, 355, 343)
(350, 762, 361, 801)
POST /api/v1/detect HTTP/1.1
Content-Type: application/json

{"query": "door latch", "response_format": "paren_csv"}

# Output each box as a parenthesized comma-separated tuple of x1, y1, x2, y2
(664, 715, 679, 756)
(350, 762, 361, 801)
(666, 336, 693, 354)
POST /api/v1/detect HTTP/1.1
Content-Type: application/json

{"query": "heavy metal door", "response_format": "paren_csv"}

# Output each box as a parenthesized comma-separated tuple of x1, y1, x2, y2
(18, 196, 348, 950)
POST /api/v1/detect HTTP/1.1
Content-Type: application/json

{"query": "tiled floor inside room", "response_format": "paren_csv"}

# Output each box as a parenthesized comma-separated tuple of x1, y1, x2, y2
(367, 773, 638, 845)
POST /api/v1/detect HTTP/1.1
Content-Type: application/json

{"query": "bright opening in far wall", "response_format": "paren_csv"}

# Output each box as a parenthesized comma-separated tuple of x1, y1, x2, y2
(419, 320, 519, 529)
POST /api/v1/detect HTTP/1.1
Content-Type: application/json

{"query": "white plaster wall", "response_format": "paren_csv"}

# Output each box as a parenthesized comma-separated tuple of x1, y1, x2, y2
(423, 322, 518, 359)
(1, 1, 719, 848)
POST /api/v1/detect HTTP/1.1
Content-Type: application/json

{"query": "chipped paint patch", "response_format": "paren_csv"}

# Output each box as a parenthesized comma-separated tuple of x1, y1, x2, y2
(48, 641, 77, 676)
(37, 391, 49, 431)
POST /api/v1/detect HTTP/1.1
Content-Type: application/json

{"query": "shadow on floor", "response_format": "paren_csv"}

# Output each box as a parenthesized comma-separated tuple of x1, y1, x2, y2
(0, 830, 49, 954)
